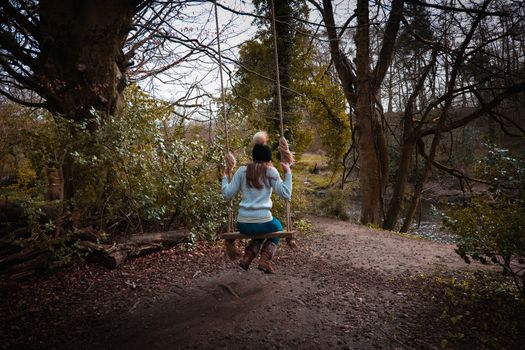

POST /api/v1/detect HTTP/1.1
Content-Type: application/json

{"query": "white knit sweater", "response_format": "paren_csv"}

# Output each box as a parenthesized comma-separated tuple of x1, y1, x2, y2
(221, 165, 292, 223)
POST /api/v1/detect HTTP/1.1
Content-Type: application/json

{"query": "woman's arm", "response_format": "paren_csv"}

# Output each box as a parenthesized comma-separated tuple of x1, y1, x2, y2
(270, 164, 292, 200)
(221, 167, 243, 200)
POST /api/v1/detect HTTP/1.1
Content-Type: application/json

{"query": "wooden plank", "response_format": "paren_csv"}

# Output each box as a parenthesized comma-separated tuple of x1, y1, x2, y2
(220, 231, 296, 240)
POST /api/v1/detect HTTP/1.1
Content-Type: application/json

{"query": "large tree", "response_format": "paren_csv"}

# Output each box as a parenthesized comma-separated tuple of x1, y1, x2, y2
(230, 0, 312, 151)
(0, 0, 226, 202)
(311, 0, 404, 224)
(0, 0, 143, 122)
(0, 0, 146, 200)
(311, 0, 525, 228)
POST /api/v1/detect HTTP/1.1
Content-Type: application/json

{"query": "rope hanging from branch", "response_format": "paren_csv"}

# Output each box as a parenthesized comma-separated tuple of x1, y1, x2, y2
(214, 0, 237, 172)
(270, 0, 293, 233)
(214, 0, 235, 233)
(214, 0, 294, 235)
(270, 0, 294, 165)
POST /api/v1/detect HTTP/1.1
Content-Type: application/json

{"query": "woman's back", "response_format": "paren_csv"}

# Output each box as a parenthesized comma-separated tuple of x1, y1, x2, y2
(221, 141, 293, 273)
(222, 165, 292, 223)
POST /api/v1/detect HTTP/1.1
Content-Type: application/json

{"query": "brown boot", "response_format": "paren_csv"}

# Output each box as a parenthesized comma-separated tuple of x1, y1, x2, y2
(258, 241, 278, 274)
(239, 241, 261, 271)
(224, 239, 242, 260)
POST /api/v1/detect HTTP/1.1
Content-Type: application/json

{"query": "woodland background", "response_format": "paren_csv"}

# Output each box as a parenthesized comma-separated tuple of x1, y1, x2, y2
(0, 0, 524, 297)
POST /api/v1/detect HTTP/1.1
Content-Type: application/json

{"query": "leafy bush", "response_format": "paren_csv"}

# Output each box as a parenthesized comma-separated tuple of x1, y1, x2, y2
(475, 144, 525, 197)
(444, 196, 525, 296)
(443, 144, 525, 298)
(0, 86, 240, 275)
(429, 272, 525, 349)
(1, 86, 229, 240)
(64, 85, 227, 238)
(270, 164, 309, 230)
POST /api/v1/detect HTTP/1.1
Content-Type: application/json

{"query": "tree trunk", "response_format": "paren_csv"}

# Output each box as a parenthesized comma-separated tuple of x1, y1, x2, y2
(383, 139, 415, 229)
(321, 0, 357, 105)
(354, 78, 385, 222)
(354, 0, 395, 224)
(383, 47, 437, 230)
(355, 104, 384, 224)
(400, 136, 441, 232)
(37, 0, 135, 200)
(355, 0, 375, 223)
(322, 0, 403, 225)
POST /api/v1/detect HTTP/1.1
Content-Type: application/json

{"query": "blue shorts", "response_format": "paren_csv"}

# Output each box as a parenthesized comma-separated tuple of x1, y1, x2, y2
(236, 217, 283, 244)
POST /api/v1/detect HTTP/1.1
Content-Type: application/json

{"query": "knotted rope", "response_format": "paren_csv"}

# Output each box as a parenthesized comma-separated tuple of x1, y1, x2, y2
(225, 151, 236, 171)
(279, 136, 294, 165)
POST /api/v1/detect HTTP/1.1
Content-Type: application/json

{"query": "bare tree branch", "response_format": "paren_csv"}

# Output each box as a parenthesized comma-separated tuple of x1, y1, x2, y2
(406, 0, 507, 16)
(0, 88, 47, 108)
(420, 81, 525, 137)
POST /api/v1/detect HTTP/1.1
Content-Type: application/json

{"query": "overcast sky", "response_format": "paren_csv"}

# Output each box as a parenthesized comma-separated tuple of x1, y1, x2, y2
(137, 0, 354, 122)
(139, 0, 258, 102)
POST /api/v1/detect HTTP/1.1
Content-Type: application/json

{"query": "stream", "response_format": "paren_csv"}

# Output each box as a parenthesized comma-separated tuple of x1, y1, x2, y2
(345, 197, 459, 244)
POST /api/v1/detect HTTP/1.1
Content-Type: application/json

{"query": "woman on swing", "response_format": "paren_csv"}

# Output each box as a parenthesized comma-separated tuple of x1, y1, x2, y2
(222, 132, 292, 274)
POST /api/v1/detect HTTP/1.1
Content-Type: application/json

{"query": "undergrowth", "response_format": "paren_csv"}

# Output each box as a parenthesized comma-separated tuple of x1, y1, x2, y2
(417, 270, 525, 349)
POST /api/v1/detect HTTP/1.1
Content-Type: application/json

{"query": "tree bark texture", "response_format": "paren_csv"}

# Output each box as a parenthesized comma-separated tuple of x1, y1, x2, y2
(35, 0, 136, 200)
(37, 0, 134, 122)
(382, 48, 437, 230)
(354, 0, 380, 224)
(323, 0, 404, 224)
(354, 0, 405, 224)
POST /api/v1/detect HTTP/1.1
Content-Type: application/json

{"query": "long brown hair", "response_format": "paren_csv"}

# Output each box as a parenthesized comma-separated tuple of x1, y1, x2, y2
(246, 162, 274, 189)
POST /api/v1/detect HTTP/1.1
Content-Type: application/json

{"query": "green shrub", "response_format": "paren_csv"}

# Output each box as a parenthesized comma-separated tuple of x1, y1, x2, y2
(443, 196, 525, 296)
(443, 144, 525, 298)
(2, 86, 228, 241)
(431, 271, 525, 349)
(66, 86, 228, 237)
(271, 170, 309, 230)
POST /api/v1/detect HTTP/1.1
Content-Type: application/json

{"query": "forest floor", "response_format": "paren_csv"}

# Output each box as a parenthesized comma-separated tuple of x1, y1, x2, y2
(1, 216, 524, 350)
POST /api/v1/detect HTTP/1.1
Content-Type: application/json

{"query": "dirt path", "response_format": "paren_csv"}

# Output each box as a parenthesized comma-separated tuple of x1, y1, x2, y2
(90, 217, 485, 350)
(0, 216, 499, 350)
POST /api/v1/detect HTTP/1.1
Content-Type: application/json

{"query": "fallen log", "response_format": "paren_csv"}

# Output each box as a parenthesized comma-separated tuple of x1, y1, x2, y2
(3, 253, 49, 280)
(0, 229, 190, 279)
(0, 247, 46, 269)
(83, 229, 189, 269)
(104, 250, 128, 270)
(127, 230, 189, 245)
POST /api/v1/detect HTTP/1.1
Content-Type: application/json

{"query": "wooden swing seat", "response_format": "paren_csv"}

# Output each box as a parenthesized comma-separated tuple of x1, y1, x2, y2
(221, 230, 296, 240)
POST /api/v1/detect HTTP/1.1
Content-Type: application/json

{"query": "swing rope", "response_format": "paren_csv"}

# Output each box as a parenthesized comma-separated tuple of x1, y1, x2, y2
(214, 0, 294, 235)
(215, 7, 229, 154)
(270, 0, 294, 231)
(214, 0, 235, 233)
(270, 0, 294, 166)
